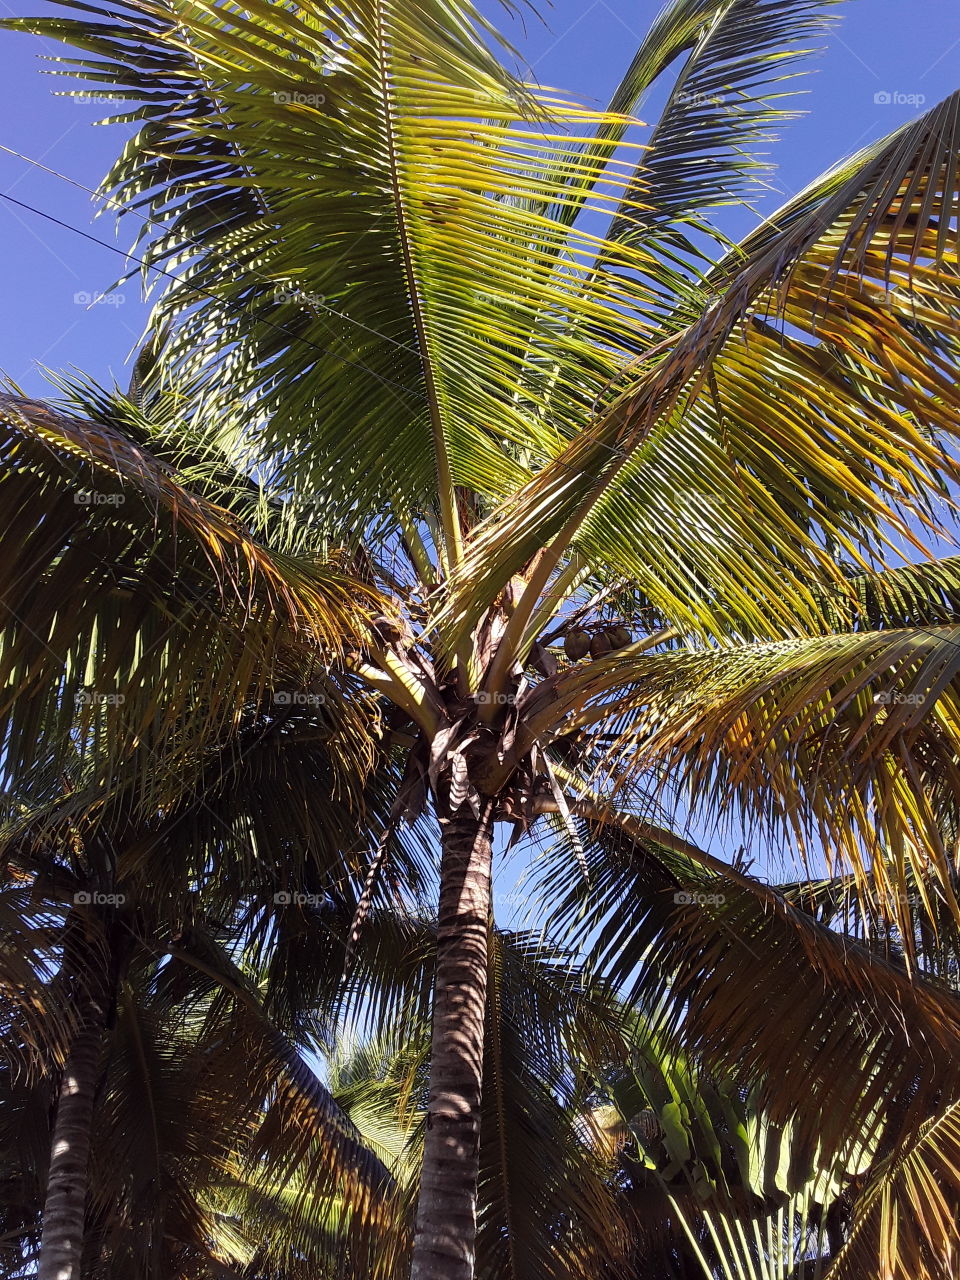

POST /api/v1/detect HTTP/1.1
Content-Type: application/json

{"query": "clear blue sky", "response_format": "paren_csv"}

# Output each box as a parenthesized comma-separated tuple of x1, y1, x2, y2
(0, 0, 957, 398)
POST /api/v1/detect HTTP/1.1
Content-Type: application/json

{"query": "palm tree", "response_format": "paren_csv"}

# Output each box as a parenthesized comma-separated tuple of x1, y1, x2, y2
(0, 657, 416, 1280)
(6, 0, 960, 1275)
(0, 369, 391, 1278)
(0, 882, 402, 1279)
(260, 916, 634, 1280)
(237, 873, 960, 1280)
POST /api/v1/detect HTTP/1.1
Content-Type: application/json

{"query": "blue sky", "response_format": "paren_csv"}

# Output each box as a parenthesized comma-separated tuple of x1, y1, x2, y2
(0, 0, 957, 397)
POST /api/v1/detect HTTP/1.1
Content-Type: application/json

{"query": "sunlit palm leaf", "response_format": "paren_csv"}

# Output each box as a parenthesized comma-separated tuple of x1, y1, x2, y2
(442, 91, 960, 648)
(824, 1096, 960, 1280)
(530, 627, 960, 923)
(605, 0, 838, 265)
(5, 0, 671, 558)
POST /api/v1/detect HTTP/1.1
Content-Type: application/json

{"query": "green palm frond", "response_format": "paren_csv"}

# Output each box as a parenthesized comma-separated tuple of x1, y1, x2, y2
(533, 627, 960, 911)
(6, 1, 960, 1276)
(442, 91, 960, 650)
(0, 882, 75, 1073)
(5, 0, 675, 561)
(594, 1017, 854, 1280)
(605, 0, 838, 257)
(0, 814, 413, 1279)
(551, 0, 836, 242)
(540, 803, 960, 1180)
(818, 558, 960, 631)
(327, 1031, 425, 1178)
(154, 933, 406, 1276)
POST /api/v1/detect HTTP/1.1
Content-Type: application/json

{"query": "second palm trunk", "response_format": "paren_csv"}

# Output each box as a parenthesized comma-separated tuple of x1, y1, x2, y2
(38, 1004, 104, 1280)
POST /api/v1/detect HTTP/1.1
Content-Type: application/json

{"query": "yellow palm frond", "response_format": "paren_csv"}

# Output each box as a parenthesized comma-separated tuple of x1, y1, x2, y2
(442, 92, 960, 650)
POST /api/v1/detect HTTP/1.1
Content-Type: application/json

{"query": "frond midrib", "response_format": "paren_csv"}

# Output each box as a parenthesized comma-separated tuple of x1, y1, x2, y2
(372, 0, 461, 572)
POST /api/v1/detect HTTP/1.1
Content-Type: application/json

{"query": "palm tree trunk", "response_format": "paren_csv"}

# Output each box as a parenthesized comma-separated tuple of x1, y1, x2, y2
(38, 1005, 104, 1280)
(411, 801, 495, 1280)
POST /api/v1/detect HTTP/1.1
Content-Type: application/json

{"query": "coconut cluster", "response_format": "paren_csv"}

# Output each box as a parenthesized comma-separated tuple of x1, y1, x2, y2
(563, 625, 632, 661)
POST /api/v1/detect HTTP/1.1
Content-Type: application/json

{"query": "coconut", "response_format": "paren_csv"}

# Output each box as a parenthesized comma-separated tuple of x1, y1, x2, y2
(605, 626, 632, 650)
(371, 615, 404, 644)
(563, 628, 591, 661)
(589, 632, 613, 659)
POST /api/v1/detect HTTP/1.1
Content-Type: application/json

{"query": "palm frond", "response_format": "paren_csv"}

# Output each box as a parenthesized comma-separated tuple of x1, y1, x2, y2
(823, 1096, 960, 1280)
(541, 803, 960, 1177)
(532, 627, 960, 917)
(4, 0, 674, 565)
(0, 390, 378, 811)
(477, 929, 630, 1279)
(442, 91, 960, 649)
(606, 0, 838, 261)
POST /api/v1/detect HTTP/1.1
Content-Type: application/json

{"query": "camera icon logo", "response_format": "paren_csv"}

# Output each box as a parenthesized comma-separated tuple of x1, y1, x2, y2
(274, 891, 293, 905)
(673, 890, 725, 906)
(73, 890, 125, 906)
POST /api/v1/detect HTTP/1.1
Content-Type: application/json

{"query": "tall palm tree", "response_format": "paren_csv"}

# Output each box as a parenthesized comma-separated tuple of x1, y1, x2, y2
(7, 0, 960, 1275)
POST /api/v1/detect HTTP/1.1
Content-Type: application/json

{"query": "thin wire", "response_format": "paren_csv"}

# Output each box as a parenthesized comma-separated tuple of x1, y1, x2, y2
(0, 147, 640, 469)
(0, 190, 426, 405)
(0, 143, 423, 359)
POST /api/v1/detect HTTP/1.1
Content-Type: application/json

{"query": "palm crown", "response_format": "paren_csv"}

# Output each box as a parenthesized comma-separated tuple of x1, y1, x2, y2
(4, 0, 960, 1277)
